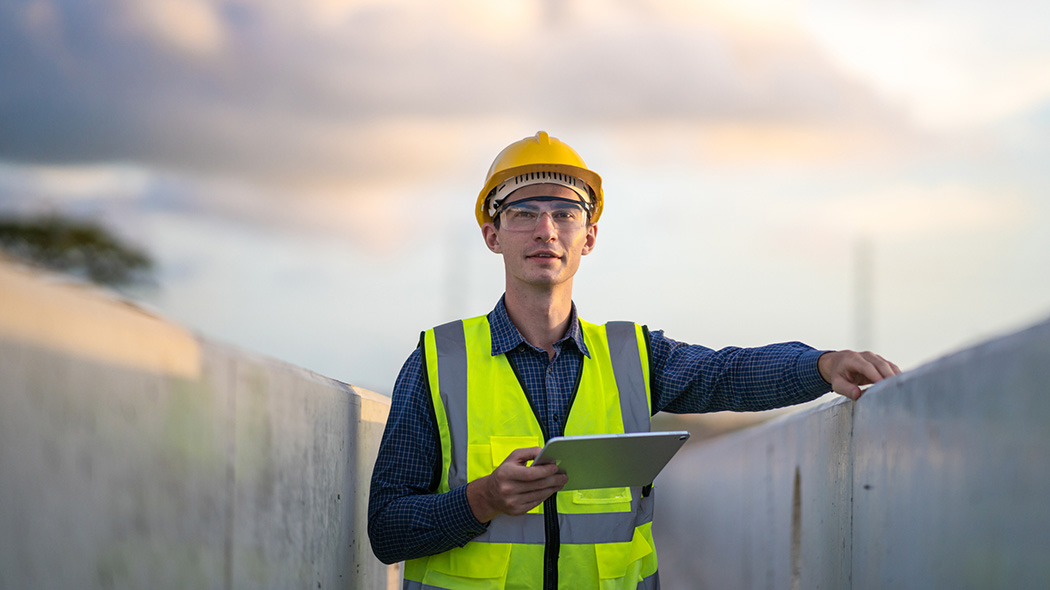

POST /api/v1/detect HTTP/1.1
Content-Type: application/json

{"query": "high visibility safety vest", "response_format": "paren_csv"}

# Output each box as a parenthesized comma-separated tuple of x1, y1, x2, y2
(403, 315, 660, 590)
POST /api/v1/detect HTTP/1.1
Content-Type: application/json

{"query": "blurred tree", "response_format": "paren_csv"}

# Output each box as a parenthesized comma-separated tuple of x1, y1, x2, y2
(0, 214, 153, 288)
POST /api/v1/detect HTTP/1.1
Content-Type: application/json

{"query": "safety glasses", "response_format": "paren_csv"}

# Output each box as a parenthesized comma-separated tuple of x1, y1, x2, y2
(494, 196, 591, 232)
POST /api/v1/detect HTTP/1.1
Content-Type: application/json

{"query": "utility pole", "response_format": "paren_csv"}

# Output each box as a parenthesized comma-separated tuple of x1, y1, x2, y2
(854, 236, 873, 351)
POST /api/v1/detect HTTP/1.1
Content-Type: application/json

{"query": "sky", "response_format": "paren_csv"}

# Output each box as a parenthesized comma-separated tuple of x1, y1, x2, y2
(2, 0, 1049, 394)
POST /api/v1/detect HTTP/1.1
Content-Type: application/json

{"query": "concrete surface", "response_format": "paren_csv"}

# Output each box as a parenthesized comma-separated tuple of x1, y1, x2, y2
(652, 317, 1050, 589)
(0, 261, 396, 590)
(5, 253, 1049, 589)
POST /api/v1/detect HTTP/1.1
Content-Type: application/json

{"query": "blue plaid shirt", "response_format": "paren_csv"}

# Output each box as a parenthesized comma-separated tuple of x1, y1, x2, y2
(367, 297, 830, 564)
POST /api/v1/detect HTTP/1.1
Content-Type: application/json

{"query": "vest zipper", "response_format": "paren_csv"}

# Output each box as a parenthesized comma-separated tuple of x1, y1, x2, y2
(543, 495, 559, 590)
(505, 349, 583, 590)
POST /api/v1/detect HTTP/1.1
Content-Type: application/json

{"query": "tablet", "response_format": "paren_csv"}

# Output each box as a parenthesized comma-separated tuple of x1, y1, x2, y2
(533, 431, 690, 491)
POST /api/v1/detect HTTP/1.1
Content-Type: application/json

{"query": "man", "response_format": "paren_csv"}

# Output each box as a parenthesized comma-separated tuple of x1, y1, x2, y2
(368, 131, 900, 589)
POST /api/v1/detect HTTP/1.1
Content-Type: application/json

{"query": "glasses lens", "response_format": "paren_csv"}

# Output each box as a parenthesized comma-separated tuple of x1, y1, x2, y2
(501, 202, 587, 231)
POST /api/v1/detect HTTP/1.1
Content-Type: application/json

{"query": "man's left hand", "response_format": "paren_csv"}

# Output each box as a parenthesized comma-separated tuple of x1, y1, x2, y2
(818, 350, 901, 401)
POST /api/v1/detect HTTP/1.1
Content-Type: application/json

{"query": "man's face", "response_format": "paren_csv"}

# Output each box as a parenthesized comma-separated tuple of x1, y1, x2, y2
(482, 183, 598, 291)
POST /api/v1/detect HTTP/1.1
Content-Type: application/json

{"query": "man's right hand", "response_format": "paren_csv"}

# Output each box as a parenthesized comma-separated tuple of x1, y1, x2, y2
(818, 349, 901, 401)
(466, 447, 568, 523)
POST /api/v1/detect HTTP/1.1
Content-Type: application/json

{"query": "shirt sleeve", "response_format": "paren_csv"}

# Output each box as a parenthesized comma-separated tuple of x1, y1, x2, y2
(367, 347, 489, 565)
(647, 329, 832, 414)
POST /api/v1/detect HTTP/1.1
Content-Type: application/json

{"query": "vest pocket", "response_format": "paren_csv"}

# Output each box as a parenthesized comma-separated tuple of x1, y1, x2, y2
(572, 487, 633, 513)
(467, 436, 541, 481)
(424, 542, 512, 585)
(489, 436, 542, 467)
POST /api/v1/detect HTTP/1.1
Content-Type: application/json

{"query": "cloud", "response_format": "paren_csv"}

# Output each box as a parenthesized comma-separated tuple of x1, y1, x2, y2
(16, 0, 1036, 253)
(0, 0, 908, 193)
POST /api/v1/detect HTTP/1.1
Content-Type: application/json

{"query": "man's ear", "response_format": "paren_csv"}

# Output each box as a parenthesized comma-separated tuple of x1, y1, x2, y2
(482, 223, 502, 254)
(581, 223, 598, 256)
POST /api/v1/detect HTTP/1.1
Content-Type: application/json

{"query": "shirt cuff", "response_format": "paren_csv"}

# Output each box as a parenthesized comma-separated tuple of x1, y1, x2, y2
(439, 484, 490, 545)
(799, 349, 833, 394)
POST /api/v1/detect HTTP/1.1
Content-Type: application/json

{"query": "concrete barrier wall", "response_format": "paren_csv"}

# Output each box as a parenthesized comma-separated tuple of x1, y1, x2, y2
(5, 255, 1048, 589)
(653, 318, 1050, 589)
(0, 261, 397, 589)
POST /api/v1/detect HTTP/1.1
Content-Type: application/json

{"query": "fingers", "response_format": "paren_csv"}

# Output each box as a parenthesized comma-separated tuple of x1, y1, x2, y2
(822, 349, 902, 401)
(505, 447, 541, 463)
(468, 446, 570, 522)
(489, 447, 568, 513)
(501, 481, 567, 516)
(503, 447, 563, 480)
(833, 378, 863, 401)
(850, 355, 885, 387)
(499, 461, 567, 489)
(860, 351, 900, 380)
(496, 464, 565, 490)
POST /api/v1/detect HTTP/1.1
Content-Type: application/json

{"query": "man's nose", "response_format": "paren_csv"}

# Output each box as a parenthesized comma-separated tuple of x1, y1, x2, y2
(533, 212, 558, 238)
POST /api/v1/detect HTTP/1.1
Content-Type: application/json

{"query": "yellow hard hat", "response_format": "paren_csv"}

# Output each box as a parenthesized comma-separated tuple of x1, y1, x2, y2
(475, 131, 604, 227)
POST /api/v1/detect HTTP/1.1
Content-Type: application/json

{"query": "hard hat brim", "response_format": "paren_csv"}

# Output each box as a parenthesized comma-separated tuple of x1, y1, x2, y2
(476, 164, 603, 227)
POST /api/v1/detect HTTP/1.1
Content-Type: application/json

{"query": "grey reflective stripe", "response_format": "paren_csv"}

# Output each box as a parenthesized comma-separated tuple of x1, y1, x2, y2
(473, 512, 546, 544)
(474, 487, 654, 545)
(403, 580, 453, 590)
(639, 571, 660, 590)
(558, 506, 639, 544)
(605, 321, 651, 433)
(433, 320, 468, 489)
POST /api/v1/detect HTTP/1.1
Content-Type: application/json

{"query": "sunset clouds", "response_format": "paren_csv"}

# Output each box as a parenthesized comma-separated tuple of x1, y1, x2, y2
(2, 0, 1048, 390)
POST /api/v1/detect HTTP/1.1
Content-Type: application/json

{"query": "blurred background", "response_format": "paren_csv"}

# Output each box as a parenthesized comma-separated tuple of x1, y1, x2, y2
(2, 0, 1048, 396)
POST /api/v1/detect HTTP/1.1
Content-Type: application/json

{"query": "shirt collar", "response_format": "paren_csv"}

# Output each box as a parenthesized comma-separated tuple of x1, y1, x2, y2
(488, 296, 591, 358)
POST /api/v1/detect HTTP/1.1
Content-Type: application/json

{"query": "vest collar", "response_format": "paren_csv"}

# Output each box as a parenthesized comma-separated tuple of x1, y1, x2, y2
(488, 296, 591, 359)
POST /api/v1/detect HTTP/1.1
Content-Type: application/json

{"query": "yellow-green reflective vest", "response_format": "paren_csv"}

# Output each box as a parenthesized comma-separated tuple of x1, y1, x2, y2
(403, 315, 660, 590)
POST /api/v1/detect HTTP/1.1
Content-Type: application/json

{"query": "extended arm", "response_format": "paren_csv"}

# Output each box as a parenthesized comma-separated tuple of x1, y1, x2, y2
(649, 330, 900, 413)
(650, 330, 832, 413)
